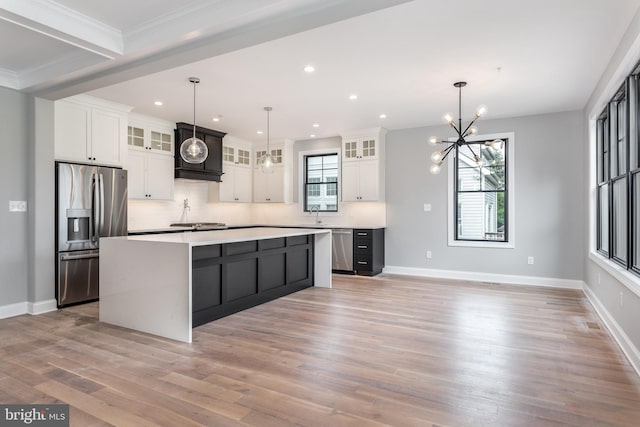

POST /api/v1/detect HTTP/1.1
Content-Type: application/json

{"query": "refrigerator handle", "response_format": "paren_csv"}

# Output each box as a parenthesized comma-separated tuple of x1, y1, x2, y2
(92, 173, 100, 242)
(99, 173, 105, 235)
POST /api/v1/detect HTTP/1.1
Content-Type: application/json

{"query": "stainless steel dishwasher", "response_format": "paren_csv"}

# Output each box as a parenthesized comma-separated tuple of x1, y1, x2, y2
(331, 228, 353, 271)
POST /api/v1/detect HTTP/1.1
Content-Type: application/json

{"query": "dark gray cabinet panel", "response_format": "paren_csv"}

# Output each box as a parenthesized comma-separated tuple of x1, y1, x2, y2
(191, 235, 314, 327)
(174, 122, 225, 182)
(226, 258, 258, 301)
(353, 228, 385, 276)
(260, 253, 286, 291)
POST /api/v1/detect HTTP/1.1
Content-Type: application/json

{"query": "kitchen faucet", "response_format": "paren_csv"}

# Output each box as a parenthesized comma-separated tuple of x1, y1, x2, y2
(309, 206, 321, 224)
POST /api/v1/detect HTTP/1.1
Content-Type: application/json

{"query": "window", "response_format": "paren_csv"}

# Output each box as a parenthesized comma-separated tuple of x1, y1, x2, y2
(597, 81, 632, 269)
(455, 139, 507, 242)
(596, 68, 640, 276)
(304, 153, 338, 212)
(448, 132, 515, 248)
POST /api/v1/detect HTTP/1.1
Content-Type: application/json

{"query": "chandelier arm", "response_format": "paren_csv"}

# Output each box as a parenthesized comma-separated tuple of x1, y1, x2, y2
(440, 143, 456, 162)
(465, 143, 482, 164)
(461, 115, 480, 138)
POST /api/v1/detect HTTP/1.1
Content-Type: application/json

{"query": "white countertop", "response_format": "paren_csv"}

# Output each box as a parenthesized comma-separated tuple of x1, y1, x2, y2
(128, 224, 385, 234)
(119, 227, 330, 246)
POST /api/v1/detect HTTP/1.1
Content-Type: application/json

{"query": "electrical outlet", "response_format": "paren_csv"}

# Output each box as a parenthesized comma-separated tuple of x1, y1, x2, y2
(619, 291, 624, 307)
(9, 201, 27, 212)
(527, 256, 534, 265)
(426, 251, 432, 259)
(424, 203, 432, 212)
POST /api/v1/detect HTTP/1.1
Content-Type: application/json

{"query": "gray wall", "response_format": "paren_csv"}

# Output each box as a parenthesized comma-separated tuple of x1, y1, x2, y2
(385, 110, 585, 280)
(29, 98, 55, 304)
(0, 87, 30, 305)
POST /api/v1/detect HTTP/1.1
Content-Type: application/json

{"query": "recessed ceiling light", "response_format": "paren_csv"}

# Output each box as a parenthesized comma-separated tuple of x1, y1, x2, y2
(213, 118, 220, 122)
(312, 123, 319, 128)
(257, 130, 263, 134)
(379, 114, 387, 119)
(349, 94, 358, 100)
(154, 101, 163, 106)
(310, 134, 316, 138)
(304, 65, 315, 73)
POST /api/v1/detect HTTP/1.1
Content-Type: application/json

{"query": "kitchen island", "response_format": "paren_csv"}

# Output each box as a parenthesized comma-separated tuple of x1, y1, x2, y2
(99, 227, 332, 343)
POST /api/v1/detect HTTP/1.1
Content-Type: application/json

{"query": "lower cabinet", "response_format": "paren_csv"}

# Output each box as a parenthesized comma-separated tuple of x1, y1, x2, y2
(191, 235, 314, 327)
(353, 228, 385, 276)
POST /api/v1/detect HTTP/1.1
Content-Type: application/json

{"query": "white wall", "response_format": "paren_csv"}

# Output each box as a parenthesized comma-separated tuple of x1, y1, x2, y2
(385, 110, 585, 285)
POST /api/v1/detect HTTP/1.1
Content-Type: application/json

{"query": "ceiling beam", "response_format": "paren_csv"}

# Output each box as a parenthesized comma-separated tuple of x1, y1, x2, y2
(0, 0, 123, 59)
(28, 0, 414, 99)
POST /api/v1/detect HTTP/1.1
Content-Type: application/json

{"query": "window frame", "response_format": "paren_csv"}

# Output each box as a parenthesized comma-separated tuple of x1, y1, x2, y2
(447, 132, 515, 249)
(302, 152, 339, 213)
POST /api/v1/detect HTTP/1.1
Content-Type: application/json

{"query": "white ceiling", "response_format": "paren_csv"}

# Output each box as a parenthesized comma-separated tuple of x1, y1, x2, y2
(2, 0, 639, 143)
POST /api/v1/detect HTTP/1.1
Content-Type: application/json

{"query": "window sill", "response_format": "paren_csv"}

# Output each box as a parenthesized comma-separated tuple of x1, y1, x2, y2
(589, 251, 640, 299)
(448, 239, 514, 249)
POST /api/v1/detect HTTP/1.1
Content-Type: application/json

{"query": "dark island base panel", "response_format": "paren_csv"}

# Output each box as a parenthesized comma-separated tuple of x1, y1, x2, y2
(192, 235, 314, 327)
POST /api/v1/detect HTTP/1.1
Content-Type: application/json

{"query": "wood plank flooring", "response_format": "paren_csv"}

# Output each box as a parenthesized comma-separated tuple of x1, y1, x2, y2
(2, 274, 640, 426)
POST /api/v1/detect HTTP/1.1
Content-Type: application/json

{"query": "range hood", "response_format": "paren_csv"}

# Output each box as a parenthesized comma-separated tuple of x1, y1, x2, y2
(174, 122, 226, 182)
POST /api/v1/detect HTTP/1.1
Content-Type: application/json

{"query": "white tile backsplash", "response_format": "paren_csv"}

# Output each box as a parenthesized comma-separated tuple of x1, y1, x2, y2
(128, 179, 386, 231)
(128, 180, 253, 230)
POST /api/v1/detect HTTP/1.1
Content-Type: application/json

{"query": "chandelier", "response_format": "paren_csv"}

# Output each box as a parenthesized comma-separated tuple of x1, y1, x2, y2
(428, 81, 490, 175)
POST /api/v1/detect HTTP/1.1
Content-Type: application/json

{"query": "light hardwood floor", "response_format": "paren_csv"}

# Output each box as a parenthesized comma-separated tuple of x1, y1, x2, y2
(1, 274, 640, 426)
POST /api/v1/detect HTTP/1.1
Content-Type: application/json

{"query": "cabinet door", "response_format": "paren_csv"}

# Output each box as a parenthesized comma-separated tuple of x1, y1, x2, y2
(146, 153, 174, 200)
(357, 160, 379, 201)
(126, 150, 146, 199)
(219, 164, 236, 202)
(341, 161, 359, 202)
(234, 166, 253, 202)
(267, 166, 284, 202)
(253, 168, 269, 202)
(360, 138, 377, 160)
(91, 108, 125, 166)
(54, 101, 90, 162)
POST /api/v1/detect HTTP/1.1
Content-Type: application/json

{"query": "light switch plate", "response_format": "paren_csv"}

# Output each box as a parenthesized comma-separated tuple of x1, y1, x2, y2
(424, 203, 432, 212)
(9, 201, 27, 212)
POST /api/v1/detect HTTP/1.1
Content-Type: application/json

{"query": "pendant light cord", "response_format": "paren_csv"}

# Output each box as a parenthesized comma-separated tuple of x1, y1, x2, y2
(192, 80, 197, 138)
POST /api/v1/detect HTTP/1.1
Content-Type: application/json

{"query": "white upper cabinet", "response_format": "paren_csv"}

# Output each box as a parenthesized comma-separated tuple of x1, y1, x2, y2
(54, 95, 132, 167)
(340, 128, 386, 202)
(125, 113, 175, 200)
(253, 140, 293, 203)
(127, 112, 174, 155)
(219, 137, 253, 202)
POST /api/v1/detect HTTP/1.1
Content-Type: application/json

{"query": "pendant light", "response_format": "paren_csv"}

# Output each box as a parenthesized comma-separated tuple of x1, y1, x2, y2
(259, 106, 275, 174)
(179, 77, 208, 164)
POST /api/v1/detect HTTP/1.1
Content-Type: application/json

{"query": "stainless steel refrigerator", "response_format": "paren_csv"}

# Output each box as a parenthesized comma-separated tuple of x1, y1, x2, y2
(55, 162, 127, 307)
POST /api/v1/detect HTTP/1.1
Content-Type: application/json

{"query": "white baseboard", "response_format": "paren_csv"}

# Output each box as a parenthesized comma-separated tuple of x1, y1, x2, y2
(0, 301, 29, 320)
(28, 299, 58, 315)
(583, 285, 640, 377)
(0, 299, 57, 319)
(383, 265, 585, 289)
